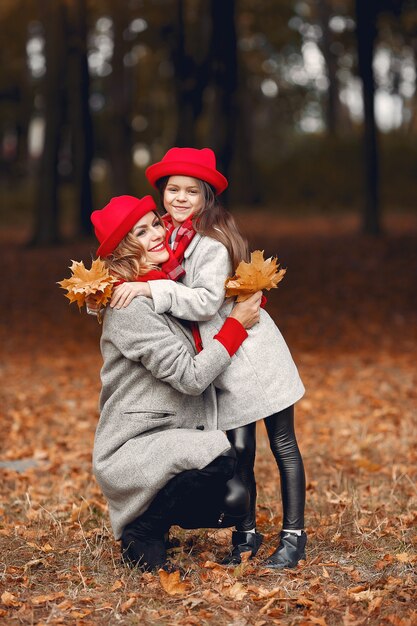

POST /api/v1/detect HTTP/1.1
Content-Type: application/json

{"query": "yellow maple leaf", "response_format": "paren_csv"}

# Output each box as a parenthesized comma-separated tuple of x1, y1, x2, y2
(225, 250, 286, 302)
(57, 258, 117, 314)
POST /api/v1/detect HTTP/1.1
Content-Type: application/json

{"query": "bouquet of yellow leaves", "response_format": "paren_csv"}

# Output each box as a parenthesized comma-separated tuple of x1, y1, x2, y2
(225, 250, 286, 302)
(57, 258, 117, 323)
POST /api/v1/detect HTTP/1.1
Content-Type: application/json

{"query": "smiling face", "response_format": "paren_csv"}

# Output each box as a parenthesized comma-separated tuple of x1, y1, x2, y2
(163, 175, 204, 226)
(131, 211, 169, 264)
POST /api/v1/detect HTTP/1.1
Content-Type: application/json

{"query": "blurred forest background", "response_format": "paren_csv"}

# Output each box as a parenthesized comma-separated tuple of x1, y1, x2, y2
(1, 3, 417, 624)
(1, 0, 416, 243)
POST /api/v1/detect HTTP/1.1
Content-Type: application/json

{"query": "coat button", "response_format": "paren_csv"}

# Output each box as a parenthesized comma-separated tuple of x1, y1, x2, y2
(196, 425, 205, 430)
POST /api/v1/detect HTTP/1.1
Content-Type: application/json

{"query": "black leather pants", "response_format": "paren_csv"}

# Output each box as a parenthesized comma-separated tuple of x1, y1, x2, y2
(122, 450, 249, 550)
(227, 404, 305, 531)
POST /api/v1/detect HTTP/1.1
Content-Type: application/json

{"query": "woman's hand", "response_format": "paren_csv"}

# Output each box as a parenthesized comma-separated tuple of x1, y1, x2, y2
(110, 282, 151, 309)
(85, 294, 101, 316)
(229, 291, 262, 329)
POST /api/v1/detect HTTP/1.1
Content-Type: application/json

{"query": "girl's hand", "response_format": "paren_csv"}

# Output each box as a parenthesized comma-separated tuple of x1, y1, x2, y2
(229, 291, 262, 329)
(110, 282, 151, 309)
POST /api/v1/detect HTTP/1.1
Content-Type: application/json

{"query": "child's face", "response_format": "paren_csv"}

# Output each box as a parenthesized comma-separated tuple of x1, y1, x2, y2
(131, 211, 169, 265)
(163, 176, 204, 227)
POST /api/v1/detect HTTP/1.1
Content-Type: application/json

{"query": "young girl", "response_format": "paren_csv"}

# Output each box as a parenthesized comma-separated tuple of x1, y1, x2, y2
(110, 148, 307, 569)
(90, 194, 262, 570)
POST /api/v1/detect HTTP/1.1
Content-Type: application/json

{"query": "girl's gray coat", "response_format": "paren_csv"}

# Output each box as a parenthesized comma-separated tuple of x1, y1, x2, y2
(94, 297, 233, 539)
(148, 235, 305, 430)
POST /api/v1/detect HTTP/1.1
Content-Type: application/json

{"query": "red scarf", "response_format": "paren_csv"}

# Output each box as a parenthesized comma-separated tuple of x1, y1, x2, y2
(115, 269, 169, 287)
(161, 215, 197, 280)
(161, 216, 201, 351)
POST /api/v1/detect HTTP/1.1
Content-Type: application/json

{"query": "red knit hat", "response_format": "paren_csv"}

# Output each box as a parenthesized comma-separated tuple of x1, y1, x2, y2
(91, 195, 157, 258)
(145, 147, 228, 195)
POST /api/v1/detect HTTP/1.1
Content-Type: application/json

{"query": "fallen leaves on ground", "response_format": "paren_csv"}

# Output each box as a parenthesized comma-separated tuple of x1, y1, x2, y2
(158, 569, 191, 596)
(1, 212, 416, 625)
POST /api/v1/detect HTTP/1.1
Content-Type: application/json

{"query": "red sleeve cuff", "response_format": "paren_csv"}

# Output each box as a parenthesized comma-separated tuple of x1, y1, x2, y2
(260, 294, 267, 308)
(214, 317, 248, 357)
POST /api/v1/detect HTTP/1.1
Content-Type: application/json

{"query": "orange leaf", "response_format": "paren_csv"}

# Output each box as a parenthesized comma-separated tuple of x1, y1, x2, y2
(40, 543, 53, 553)
(1, 591, 21, 607)
(309, 617, 329, 626)
(222, 582, 247, 600)
(225, 250, 286, 301)
(158, 569, 190, 596)
(120, 597, 136, 612)
(57, 258, 117, 311)
(395, 552, 416, 563)
(202, 560, 226, 571)
(110, 579, 124, 592)
(31, 591, 65, 605)
(240, 549, 252, 563)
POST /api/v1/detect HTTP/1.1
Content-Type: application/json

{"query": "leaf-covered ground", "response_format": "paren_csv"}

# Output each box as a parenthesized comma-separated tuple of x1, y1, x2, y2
(1, 212, 416, 625)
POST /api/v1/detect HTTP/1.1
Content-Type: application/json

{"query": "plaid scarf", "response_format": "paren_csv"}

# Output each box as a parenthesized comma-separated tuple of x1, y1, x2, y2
(161, 215, 197, 281)
(162, 214, 202, 352)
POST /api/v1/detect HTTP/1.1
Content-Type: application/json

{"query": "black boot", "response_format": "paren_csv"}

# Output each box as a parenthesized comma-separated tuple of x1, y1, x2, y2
(221, 530, 263, 566)
(264, 531, 307, 569)
(121, 522, 166, 571)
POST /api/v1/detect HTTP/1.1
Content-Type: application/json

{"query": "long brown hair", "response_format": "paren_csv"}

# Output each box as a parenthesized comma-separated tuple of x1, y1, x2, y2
(157, 177, 249, 270)
(102, 215, 164, 282)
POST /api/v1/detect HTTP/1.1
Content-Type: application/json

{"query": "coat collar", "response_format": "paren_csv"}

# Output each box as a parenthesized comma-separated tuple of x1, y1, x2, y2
(184, 233, 202, 258)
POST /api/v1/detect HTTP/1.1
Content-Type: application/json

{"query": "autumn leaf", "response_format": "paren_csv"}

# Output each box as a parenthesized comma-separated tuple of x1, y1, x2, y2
(225, 250, 286, 301)
(57, 258, 117, 312)
(158, 569, 190, 596)
(110, 579, 124, 592)
(222, 581, 247, 600)
(202, 560, 227, 572)
(120, 596, 137, 612)
(395, 552, 416, 563)
(309, 617, 329, 626)
(1, 592, 21, 607)
(31, 591, 65, 605)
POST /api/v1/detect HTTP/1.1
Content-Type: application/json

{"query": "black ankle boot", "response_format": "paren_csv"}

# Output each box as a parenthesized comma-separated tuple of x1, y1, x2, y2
(121, 533, 166, 571)
(221, 530, 263, 566)
(121, 528, 167, 571)
(264, 531, 307, 569)
(121, 518, 167, 571)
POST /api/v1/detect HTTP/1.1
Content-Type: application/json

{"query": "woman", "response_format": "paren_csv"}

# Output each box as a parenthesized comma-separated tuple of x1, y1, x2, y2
(90, 194, 261, 571)
(109, 148, 307, 569)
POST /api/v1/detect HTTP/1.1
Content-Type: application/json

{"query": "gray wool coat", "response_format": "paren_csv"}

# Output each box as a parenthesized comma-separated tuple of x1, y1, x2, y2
(148, 234, 305, 430)
(93, 297, 233, 539)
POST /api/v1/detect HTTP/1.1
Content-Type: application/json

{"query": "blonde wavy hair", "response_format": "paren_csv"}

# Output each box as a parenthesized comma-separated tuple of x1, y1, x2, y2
(103, 215, 165, 282)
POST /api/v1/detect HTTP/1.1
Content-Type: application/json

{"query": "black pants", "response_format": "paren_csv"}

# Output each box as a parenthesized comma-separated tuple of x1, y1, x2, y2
(121, 451, 250, 568)
(226, 404, 305, 531)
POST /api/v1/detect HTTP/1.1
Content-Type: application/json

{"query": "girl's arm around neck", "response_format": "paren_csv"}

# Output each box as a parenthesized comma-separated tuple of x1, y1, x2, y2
(148, 237, 231, 321)
(104, 297, 233, 396)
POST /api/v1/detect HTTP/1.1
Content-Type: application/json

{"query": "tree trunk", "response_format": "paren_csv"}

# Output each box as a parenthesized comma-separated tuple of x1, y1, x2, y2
(67, 0, 94, 236)
(231, 63, 262, 206)
(172, 0, 209, 146)
(31, 0, 67, 245)
(317, 0, 339, 135)
(355, 0, 380, 235)
(108, 4, 132, 195)
(207, 0, 238, 196)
